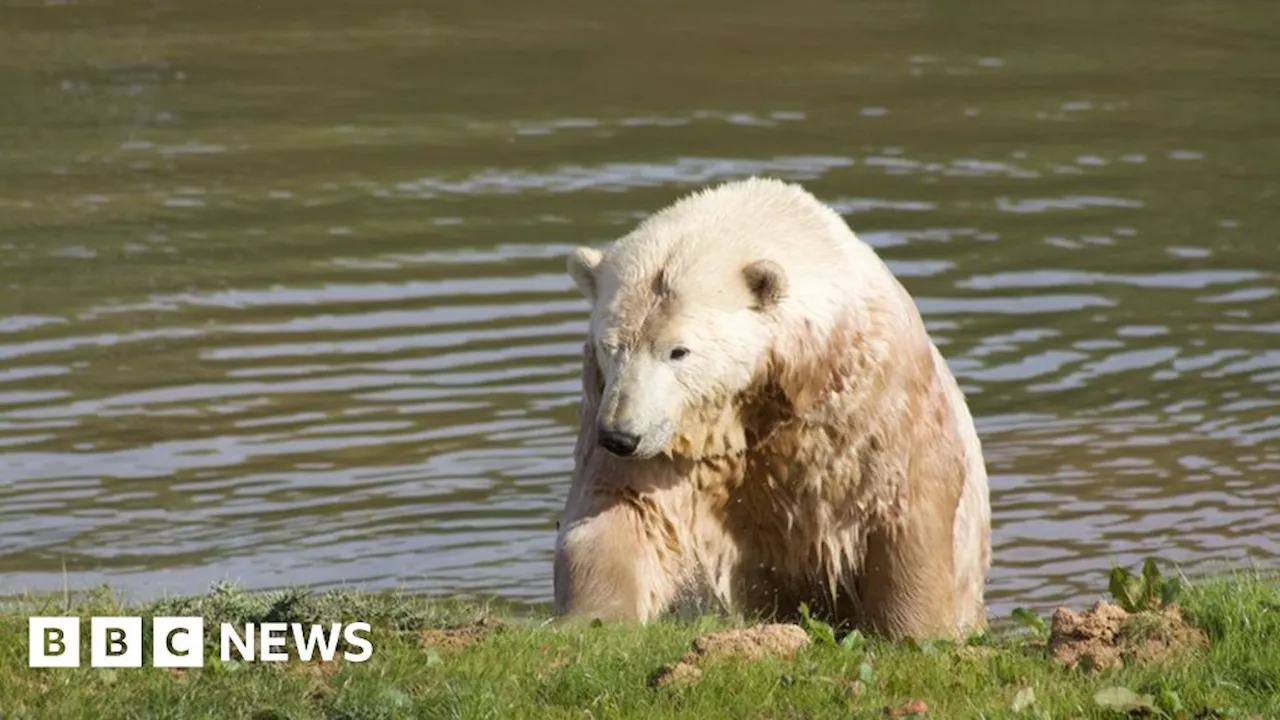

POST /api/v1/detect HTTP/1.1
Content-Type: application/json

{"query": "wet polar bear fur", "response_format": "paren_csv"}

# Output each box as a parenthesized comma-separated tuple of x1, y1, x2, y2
(553, 177, 990, 640)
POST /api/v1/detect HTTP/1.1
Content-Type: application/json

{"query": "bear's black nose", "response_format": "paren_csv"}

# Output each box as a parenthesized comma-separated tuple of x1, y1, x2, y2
(598, 429, 641, 456)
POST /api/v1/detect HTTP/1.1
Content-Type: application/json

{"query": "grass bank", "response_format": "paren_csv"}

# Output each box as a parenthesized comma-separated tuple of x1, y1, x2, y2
(1, 562, 1277, 719)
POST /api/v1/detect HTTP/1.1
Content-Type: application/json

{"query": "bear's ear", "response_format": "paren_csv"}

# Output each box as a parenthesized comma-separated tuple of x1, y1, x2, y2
(743, 259, 787, 310)
(567, 246, 604, 304)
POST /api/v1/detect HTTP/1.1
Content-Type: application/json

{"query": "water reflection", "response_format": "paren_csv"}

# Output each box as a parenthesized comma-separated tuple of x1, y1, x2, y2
(0, 0, 1277, 616)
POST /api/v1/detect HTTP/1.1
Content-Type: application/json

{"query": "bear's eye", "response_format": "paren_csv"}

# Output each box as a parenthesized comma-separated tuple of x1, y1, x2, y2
(669, 347, 691, 361)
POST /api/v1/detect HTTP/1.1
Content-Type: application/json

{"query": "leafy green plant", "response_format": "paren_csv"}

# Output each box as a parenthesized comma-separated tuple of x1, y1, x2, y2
(1093, 686, 1157, 714)
(1010, 607, 1048, 636)
(839, 629, 866, 652)
(797, 603, 869, 654)
(857, 658, 875, 685)
(1011, 686, 1036, 713)
(1110, 558, 1184, 613)
(797, 602, 837, 646)
(1156, 679, 1185, 716)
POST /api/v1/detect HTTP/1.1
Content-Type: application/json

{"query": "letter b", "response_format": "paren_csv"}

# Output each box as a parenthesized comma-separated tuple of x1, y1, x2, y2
(28, 617, 80, 668)
(91, 617, 142, 667)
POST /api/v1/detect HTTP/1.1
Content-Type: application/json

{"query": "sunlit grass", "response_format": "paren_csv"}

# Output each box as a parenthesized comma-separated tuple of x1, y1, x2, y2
(1, 564, 1276, 719)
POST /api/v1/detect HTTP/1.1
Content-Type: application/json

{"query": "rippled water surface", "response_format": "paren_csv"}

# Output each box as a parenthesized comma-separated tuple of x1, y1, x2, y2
(2, 0, 1278, 615)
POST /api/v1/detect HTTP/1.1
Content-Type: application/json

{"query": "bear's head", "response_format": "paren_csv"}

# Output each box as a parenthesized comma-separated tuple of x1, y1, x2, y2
(565, 241, 792, 461)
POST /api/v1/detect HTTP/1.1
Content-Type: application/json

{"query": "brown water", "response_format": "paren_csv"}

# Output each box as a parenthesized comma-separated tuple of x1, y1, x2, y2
(1, 0, 1277, 616)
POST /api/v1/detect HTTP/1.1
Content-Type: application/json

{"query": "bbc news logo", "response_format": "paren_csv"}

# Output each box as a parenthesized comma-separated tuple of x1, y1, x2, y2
(29, 616, 373, 668)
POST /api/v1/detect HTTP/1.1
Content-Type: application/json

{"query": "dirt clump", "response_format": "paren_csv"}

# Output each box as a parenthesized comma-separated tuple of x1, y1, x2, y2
(885, 699, 929, 717)
(836, 678, 865, 700)
(650, 623, 810, 688)
(956, 645, 997, 661)
(294, 658, 344, 700)
(688, 623, 811, 662)
(302, 658, 344, 683)
(650, 660, 704, 687)
(1049, 600, 1207, 671)
(418, 616, 505, 651)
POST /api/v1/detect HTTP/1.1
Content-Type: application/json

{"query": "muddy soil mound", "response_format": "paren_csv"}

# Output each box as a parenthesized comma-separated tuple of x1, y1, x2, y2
(651, 623, 810, 687)
(1049, 600, 1207, 671)
(419, 617, 505, 651)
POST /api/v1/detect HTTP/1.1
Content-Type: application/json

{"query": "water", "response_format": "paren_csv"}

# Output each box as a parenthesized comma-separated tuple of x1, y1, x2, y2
(1, 0, 1277, 616)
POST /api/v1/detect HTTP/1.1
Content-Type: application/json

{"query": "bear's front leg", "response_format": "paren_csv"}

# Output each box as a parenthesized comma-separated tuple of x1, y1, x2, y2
(857, 489, 964, 641)
(554, 488, 688, 623)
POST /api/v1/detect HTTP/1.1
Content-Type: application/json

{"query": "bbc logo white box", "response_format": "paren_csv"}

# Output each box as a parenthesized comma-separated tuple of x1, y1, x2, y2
(153, 616, 205, 668)
(28, 615, 371, 667)
(29, 617, 80, 668)
(91, 616, 143, 668)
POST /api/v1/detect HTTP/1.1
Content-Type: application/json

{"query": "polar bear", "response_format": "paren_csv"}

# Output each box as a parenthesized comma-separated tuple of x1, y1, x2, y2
(552, 177, 990, 640)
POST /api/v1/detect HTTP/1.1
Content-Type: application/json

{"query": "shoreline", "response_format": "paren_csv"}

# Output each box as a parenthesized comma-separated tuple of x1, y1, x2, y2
(2, 561, 1276, 719)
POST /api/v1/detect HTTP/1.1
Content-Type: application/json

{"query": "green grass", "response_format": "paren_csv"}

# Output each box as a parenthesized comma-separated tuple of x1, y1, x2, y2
(1, 565, 1277, 719)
